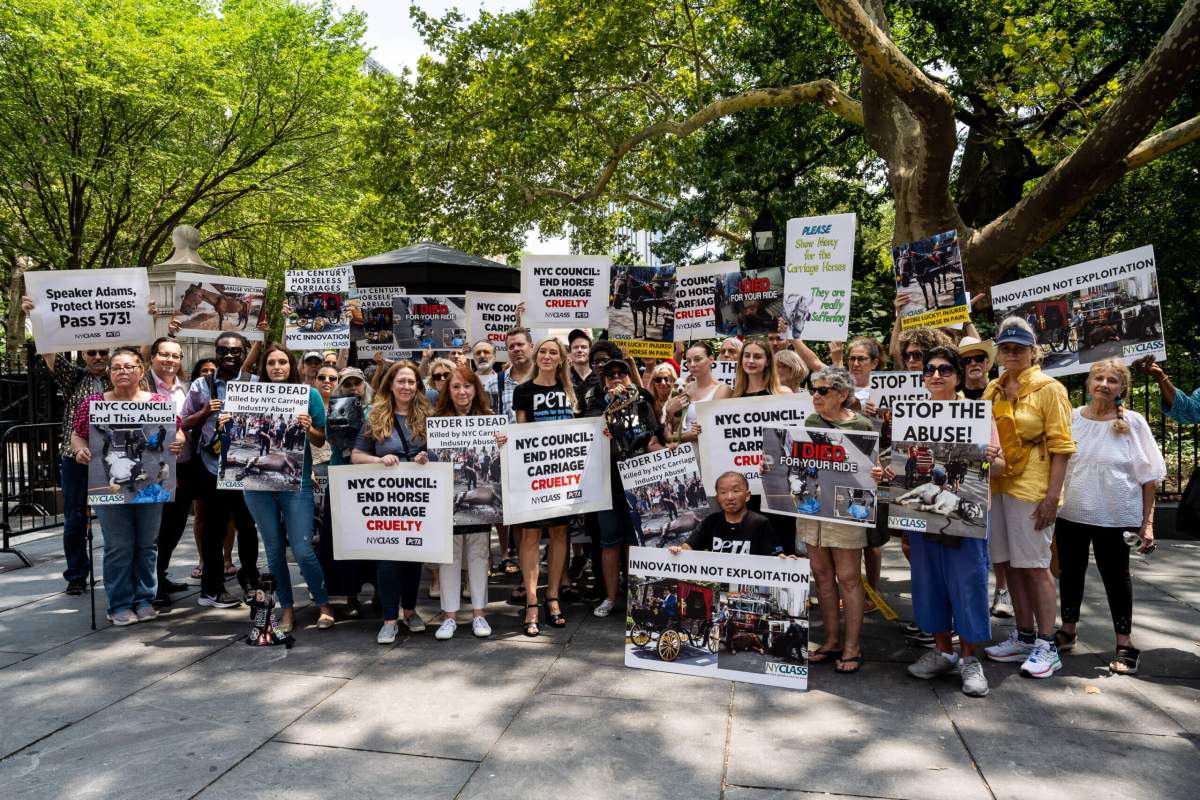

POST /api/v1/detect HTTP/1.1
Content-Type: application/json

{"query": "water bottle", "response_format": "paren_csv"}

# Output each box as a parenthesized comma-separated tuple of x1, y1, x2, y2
(1121, 530, 1141, 547)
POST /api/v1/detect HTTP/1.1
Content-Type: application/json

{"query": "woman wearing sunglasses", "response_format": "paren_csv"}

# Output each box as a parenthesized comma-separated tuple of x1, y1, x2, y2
(425, 358, 456, 405)
(876, 347, 1004, 696)
(648, 361, 679, 425)
(799, 366, 874, 674)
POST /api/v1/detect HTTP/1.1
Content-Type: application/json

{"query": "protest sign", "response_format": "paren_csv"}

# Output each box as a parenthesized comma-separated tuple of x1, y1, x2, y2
(626, 547, 810, 690)
(674, 261, 735, 341)
(617, 443, 712, 548)
(465, 291, 520, 357)
(328, 462, 454, 563)
(284, 268, 351, 349)
(715, 266, 784, 336)
(867, 371, 927, 412)
(217, 382, 312, 491)
(86, 401, 177, 505)
(989, 245, 1164, 377)
(392, 296, 467, 353)
(693, 394, 815, 495)
(501, 417, 611, 525)
(25, 268, 154, 353)
(892, 229, 970, 330)
(426, 414, 507, 527)
(887, 399, 991, 538)
(609, 265, 676, 358)
(353, 286, 406, 355)
(760, 425, 879, 526)
(520, 254, 611, 327)
(783, 213, 855, 341)
(172, 272, 267, 341)
(678, 358, 737, 388)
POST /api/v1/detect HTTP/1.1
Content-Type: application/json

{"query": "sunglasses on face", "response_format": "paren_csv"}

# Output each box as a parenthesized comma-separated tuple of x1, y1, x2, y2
(432, 373, 449, 382)
(812, 386, 838, 396)
(85, 350, 109, 357)
(316, 375, 337, 382)
(847, 355, 871, 364)
(962, 354, 990, 365)
(653, 376, 673, 384)
(215, 346, 244, 356)
(923, 364, 956, 377)
(903, 350, 926, 362)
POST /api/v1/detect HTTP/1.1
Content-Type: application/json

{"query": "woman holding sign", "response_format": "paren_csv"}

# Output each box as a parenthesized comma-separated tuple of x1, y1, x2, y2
(982, 318, 1075, 679)
(430, 366, 497, 639)
(237, 344, 335, 634)
(797, 367, 874, 674)
(70, 348, 185, 626)
(353, 360, 437, 643)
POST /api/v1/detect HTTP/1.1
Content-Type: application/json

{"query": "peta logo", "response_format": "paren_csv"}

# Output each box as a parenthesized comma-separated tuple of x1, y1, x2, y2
(711, 537, 750, 554)
(765, 661, 808, 677)
(532, 392, 569, 411)
(802, 225, 832, 235)
(405, 537, 423, 546)
(1122, 340, 1163, 356)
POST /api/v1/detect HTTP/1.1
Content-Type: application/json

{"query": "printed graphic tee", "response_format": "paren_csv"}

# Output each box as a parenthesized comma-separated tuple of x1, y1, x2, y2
(511, 380, 576, 422)
(688, 510, 782, 556)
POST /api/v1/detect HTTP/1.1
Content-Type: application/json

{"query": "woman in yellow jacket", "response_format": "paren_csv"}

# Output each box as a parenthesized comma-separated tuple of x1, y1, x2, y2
(981, 318, 1075, 678)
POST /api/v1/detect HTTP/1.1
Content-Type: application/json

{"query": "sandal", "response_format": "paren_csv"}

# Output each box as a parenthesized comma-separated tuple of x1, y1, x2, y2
(500, 557, 520, 575)
(507, 587, 528, 606)
(835, 655, 864, 674)
(808, 646, 843, 664)
(523, 604, 540, 637)
(544, 596, 567, 628)
(223, 563, 237, 577)
(191, 565, 203, 579)
(1110, 645, 1140, 675)
(1054, 629, 1077, 652)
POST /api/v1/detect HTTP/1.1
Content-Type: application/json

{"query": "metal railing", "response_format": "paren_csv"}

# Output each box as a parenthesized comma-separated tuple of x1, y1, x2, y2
(0, 422, 64, 566)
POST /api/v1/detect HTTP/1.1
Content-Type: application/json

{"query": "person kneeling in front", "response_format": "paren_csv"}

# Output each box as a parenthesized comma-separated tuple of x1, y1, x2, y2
(669, 471, 787, 558)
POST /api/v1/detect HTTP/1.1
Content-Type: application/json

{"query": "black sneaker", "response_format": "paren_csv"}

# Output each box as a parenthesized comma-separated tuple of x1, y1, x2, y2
(152, 592, 172, 609)
(159, 576, 188, 594)
(65, 578, 87, 595)
(198, 592, 242, 609)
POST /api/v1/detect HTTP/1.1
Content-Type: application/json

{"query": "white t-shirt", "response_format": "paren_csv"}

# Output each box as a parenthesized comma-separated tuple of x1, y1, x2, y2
(1059, 408, 1166, 528)
(684, 382, 723, 430)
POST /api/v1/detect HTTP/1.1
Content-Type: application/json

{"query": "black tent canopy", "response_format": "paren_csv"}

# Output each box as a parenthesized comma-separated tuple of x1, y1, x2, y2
(347, 241, 518, 293)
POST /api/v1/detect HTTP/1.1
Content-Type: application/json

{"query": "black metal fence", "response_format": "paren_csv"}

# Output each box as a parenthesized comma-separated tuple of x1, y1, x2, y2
(0, 423, 63, 566)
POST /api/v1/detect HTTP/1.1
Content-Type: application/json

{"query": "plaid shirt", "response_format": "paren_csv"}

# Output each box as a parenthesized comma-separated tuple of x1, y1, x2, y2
(53, 354, 111, 459)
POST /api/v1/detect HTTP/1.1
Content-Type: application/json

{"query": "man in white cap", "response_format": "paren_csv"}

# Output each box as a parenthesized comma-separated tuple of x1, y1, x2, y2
(957, 336, 995, 400)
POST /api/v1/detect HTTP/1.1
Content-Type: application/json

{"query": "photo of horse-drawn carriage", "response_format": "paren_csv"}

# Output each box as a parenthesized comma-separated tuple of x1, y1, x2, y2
(626, 577, 721, 664)
(716, 586, 809, 676)
(173, 272, 268, 340)
(286, 291, 349, 335)
(609, 265, 676, 341)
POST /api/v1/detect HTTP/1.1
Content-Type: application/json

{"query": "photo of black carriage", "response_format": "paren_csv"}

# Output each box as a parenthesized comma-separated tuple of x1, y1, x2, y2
(628, 578, 720, 662)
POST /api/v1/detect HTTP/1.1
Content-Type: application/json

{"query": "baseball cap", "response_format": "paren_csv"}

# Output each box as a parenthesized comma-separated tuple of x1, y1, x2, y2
(994, 326, 1036, 348)
(601, 359, 632, 379)
(568, 328, 592, 345)
(302, 351, 323, 363)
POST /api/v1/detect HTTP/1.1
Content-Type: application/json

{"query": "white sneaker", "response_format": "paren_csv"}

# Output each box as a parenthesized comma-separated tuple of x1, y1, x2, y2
(1020, 639, 1062, 678)
(959, 657, 990, 696)
(907, 649, 958, 680)
(472, 616, 492, 638)
(985, 629, 1034, 663)
(991, 588, 1014, 618)
(376, 621, 399, 644)
(106, 609, 138, 626)
(593, 598, 615, 617)
(404, 612, 426, 633)
(435, 618, 457, 640)
(133, 605, 159, 622)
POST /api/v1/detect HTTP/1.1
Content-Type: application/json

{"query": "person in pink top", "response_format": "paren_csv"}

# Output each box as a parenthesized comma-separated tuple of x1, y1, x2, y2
(70, 348, 184, 626)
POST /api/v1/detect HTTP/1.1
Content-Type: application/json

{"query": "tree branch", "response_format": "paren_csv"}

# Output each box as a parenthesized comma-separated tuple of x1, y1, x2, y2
(1123, 114, 1200, 172)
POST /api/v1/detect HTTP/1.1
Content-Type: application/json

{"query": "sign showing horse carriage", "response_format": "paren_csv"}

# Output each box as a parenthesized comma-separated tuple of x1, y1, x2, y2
(628, 577, 721, 663)
(990, 245, 1165, 377)
(608, 265, 676, 358)
(285, 268, 352, 349)
(426, 414, 507, 526)
(626, 547, 810, 689)
(618, 443, 713, 548)
(217, 382, 312, 491)
(86, 401, 177, 505)
(173, 272, 268, 341)
(892, 228, 970, 330)
(352, 286, 406, 356)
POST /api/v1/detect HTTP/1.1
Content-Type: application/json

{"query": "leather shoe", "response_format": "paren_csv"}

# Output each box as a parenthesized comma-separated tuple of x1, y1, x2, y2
(65, 578, 87, 595)
(159, 577, 188, 594)
(151, 594, 172, 609)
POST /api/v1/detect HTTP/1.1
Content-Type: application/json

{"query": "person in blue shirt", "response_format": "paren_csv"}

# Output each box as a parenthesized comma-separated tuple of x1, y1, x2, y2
(1135, 355, 1200, 424)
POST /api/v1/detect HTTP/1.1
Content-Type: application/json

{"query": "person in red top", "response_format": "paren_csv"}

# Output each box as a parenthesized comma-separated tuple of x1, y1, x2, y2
(906, 445, 934, 488)
(70, 348, 185, 626)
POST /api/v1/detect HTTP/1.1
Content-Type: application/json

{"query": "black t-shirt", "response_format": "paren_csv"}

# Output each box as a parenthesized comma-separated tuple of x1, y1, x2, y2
(511, 380, 576, 422)
(962, 385, 986, 400)
(688, 510, 782, 556)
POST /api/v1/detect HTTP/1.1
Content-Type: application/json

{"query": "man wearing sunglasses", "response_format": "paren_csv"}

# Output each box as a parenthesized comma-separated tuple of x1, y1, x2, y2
(957, 337, 996, 401)
(180, 331, 261, 608)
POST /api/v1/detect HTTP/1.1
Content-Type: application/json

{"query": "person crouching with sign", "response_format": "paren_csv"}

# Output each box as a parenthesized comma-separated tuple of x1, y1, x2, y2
(431, 366, 496, 640)
(585, 358, 668, 618)
(352, 361, 436, 644)
(668, 471, 784, 557)
(235, 344, 335, 635)
(873, 347, 1004, 697)
(797, 367, 874, 675)
(70, 348, 185, 626)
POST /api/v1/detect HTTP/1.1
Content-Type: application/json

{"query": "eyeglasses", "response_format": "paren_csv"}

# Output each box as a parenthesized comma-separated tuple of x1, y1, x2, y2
(922, 364, 956, 377)
(847, 355, 871, 364)
(110, 364, 142, 373)
(316, 375, 337, 382)
(903, 350, 926, 362)
(653, 376, 673, 384)
(962, 353, 990, 365)
(85, 350, 109, 357)
(215, 346, 245, 356)
(812, 386, 838, 396)
(154, 352, 182, 361)
(431, 373, 449, 382)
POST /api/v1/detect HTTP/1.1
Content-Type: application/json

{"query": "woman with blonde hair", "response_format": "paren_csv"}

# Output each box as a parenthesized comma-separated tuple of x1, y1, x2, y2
(774, 348, 809, 393)
(732, 337, 791, 397)
(1055, 358, 1164, 674)
(425, 357, 457, 404)
(648, 361, 679, 423)
(352, 360, 436, 644)
(983, 317, 1075, 678)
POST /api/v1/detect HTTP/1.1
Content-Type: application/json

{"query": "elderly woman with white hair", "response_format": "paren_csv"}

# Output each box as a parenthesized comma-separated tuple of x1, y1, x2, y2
(798, 366, 875, 675)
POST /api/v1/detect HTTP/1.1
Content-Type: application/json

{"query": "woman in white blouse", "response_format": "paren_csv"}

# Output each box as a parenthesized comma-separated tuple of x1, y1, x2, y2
(1055, 358, 1165, 675)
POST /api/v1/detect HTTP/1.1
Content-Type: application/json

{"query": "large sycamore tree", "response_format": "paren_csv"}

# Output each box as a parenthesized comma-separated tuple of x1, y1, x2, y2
(391, 0, 1199, 294)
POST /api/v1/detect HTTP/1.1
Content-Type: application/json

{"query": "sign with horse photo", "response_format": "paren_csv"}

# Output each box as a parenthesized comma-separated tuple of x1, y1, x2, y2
(173, 272, 268, 341)
(285, 267, 352, 350)
(892, 229, 970, 330)
(217, 382, 312, 491)
(86, 401, 178, 505)
(426, 414, 507, 527)
(608, 264, 676, 359)
(617, 443, 713, 549)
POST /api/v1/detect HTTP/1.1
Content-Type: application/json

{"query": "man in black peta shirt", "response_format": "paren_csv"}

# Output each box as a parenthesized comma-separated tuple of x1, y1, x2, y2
(670, 471, 788, 558)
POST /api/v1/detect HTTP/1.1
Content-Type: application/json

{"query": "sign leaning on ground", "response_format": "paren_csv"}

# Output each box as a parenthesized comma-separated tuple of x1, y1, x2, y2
(25, 268, 155, 352)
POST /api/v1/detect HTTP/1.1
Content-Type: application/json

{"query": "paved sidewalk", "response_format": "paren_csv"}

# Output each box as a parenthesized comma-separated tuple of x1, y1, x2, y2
(0, 525, 1197, 799)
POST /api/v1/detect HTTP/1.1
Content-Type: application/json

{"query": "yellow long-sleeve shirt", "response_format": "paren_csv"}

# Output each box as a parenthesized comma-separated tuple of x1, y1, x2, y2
(984, 366, 1076, 504)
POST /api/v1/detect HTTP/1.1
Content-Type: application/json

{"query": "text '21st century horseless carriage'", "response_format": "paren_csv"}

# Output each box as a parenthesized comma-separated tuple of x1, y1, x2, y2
(628, 579, 720, 662)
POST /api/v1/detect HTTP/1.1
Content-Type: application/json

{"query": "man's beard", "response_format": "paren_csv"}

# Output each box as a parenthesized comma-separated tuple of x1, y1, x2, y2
(474, 356, 494, 372)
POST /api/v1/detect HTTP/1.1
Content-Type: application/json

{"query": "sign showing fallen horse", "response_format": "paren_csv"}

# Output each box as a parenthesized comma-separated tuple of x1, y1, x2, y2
(218, 382, 313, 491)
(617, 443, 713, 548)
(426, 414, 507, 527)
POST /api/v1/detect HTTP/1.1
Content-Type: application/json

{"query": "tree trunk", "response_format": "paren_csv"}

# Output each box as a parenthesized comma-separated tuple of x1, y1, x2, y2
(6, 254, 31, 355)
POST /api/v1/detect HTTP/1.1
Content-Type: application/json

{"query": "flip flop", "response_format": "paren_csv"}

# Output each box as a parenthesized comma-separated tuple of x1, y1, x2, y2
(190, 566, 203, 579)
(835, 655, 864, 674)
(223, 563, 237, 577)
(808, 647, 843, 664)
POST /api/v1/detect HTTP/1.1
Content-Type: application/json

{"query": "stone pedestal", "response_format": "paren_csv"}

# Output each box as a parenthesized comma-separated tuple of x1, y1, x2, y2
(148, 225, 220, 372)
